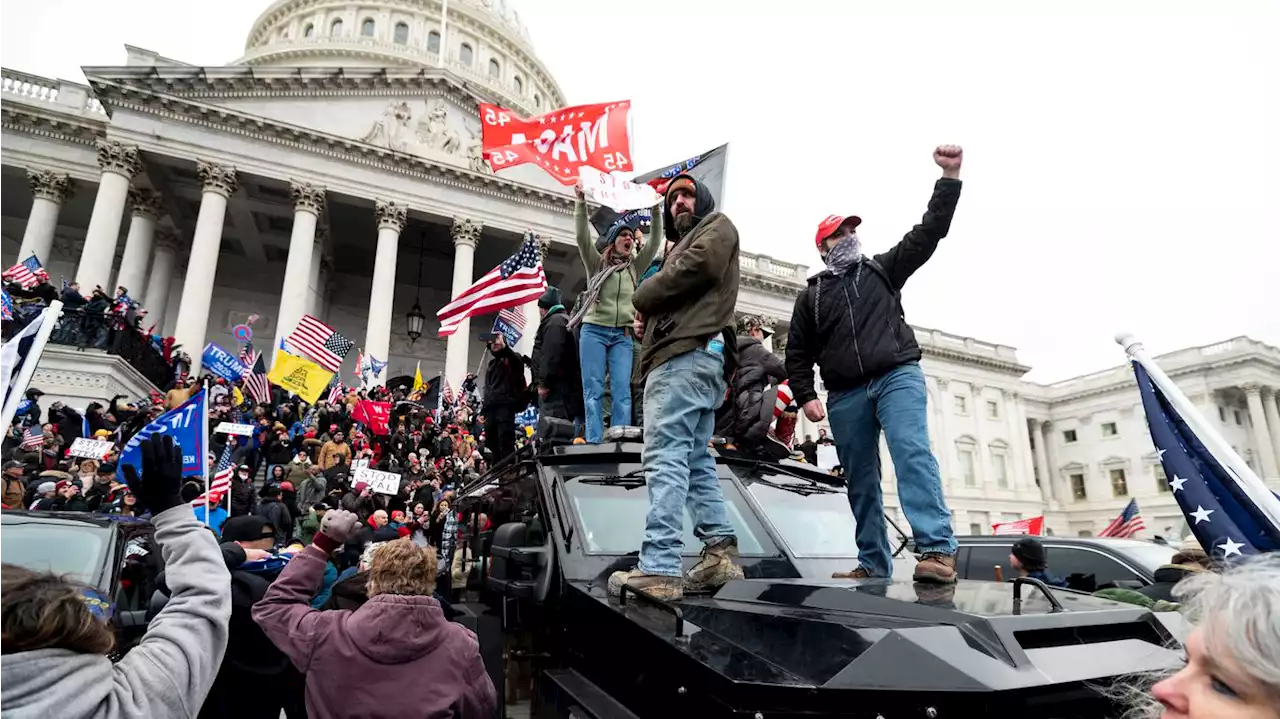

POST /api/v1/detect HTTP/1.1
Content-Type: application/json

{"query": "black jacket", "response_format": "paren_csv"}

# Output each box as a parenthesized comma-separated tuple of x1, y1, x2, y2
(1135, 564, 1201, 603)
(229, 476, 257, 517)
(786, 179, 962, 404)
(532, 308, 583, 402)
(254, 497, 292, 547)
(727, 336, 787, 443)
(483, 345, 528, 409)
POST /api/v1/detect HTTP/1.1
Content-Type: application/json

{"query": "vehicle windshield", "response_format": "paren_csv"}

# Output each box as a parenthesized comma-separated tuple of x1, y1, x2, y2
(1, 519, 111, 586)
(747, 476, 861, 557)
(1113, 542, 1178, 573)
(559, 464, 772, 556)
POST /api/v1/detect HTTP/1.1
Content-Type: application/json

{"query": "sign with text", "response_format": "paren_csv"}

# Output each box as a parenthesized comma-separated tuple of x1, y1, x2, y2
(201, 343, 246, 382)
(116, 389, 208, 484)
(68, 438, 114, 459)
(491, 315, 523, 348)
(354, 466, 401, 495)
(992, 516, 1046, 536)
(215, 422, 256, 436)
(590, 143, 729, 235)
(480, 100, 633, 185)
(350, 458, 370, 473)
(578, 166, 661, 213)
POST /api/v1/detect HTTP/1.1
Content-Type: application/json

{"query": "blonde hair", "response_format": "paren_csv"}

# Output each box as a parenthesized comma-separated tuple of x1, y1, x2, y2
(366, 538, 437, 597)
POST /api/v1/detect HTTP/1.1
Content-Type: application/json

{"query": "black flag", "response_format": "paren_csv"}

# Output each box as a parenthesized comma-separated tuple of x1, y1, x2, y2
(589, 143, 730, 235)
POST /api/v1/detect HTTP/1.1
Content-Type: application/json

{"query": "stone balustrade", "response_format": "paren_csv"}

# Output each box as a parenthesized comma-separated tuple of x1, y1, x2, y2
(915, 325, 1025, 367)
(739, 250, 808, 284)
(1, 68, 106, 115)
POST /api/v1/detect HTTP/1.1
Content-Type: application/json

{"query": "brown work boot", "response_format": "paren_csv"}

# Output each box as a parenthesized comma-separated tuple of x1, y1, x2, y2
(608, 569, 683, 601)
(684, 536, 745, 593)
(913, 552, 958, 584)
(831, 567, 875, 579)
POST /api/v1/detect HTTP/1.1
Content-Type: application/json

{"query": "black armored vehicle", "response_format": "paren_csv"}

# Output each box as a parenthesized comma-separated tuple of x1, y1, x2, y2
(451, 425, 1184, 718)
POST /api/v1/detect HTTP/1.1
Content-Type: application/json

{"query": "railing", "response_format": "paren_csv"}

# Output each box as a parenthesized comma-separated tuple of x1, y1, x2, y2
(739, 252, 808, 283)
(1, 68, 108, 116)
(2, 304, 170, 390)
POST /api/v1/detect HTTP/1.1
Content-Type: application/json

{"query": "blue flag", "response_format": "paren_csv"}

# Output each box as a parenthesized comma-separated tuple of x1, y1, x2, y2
(116, 389, 208, 484)
(1134, 361, 1280, 558)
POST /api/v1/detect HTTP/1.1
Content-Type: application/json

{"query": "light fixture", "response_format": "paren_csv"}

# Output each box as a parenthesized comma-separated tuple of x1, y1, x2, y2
(405, 229, 426, 344)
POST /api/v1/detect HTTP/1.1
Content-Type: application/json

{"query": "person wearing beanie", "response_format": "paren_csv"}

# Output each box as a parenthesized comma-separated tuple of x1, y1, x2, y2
(1010, 537, 1067, 587)
(255, 483, 293, 548)
(1136, 535, 1212, 603)
(532, 285, 585, 432)
(786, 145, 965, 585)
(610, 171, 743, 602)
(569, 186, 664, 444)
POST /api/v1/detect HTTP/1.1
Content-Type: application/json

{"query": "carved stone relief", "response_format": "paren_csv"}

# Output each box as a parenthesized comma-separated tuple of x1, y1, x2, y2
(360, 99, 489, 173)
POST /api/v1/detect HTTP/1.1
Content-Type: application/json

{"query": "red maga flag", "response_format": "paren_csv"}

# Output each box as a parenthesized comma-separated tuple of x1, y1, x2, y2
(353, 400, 392, 436)
(480, 101, 633, 185)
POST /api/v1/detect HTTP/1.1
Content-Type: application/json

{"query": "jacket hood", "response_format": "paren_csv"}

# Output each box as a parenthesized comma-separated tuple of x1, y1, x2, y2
(662, 172, 717, 241)
(1, 649, 113, 716)
(346, 594, 451, 664)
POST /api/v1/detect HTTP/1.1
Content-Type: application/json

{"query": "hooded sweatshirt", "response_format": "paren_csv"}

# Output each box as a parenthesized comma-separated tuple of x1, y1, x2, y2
(0, 505, 231, 719)
(573, 201, 663, 328)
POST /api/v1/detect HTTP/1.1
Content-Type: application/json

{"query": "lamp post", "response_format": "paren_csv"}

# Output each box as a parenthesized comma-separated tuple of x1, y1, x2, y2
(406, 229, 427, 344)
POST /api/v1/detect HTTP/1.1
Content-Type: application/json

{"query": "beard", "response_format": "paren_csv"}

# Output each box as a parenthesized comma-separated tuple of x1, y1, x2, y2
(673, 211, 697, 235)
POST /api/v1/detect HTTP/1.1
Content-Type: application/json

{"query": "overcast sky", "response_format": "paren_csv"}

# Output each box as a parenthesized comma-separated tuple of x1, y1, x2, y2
(3, 0, 1277, 382)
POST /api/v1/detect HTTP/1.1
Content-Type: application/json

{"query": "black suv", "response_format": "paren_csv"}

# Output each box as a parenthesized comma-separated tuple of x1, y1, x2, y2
(951, 535, 1176, 591)
(447, 428, 1185, 719)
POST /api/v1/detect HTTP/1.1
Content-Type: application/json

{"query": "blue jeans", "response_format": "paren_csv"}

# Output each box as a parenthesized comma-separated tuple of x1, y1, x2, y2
(579, 323, 633, 443)
(638, 348, 736, 576)
(826, 361, 956, 578)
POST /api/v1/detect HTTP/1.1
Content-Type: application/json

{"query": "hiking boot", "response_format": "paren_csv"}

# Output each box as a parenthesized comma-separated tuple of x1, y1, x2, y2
(684, 536, 744, 593)
(913, 552, 958, 584)
(608, 569, 683, 601)
(773, 411, 798, 447)
(832, 567, 876, 579)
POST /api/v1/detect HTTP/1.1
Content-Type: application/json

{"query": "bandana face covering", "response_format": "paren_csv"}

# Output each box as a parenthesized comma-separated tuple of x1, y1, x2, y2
(824, 234, 862, 276)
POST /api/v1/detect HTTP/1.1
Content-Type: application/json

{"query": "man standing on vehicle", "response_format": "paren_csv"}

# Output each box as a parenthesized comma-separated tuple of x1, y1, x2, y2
(481, 330, 528, 463)
(532, 286, 584, 434)
(785, 145, 964, 584)
(609, 174, 743, 601)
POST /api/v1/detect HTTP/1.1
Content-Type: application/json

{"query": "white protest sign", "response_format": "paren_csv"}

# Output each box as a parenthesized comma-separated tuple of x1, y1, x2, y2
(215, 422, 257, 436)
(355, 467, 401, 495)
(69, 438, 114, 460)
(817, 444, 840, 471)
(579, 165, 660, 213)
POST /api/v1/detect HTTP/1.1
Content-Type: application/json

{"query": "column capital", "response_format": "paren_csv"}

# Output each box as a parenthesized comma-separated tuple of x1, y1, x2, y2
(196, 160, 238, 198)
(375, 199, 408, 232)
(26, 168, 72, 203)
(95, 139, 141, 178)
(153, 227, 181, 252)
(451, 216, 482, 248)
(128, 187, 163, 220)
(290, 181, 326, 215)
(1241, 382, 1263, 395)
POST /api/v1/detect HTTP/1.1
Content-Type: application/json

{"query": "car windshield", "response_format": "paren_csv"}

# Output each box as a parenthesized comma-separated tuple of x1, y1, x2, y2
(747, 477, 861, 557)
(559, 465, 772, 556)
(1113, 542, 1178, 573)
(1, 519, 111, 585)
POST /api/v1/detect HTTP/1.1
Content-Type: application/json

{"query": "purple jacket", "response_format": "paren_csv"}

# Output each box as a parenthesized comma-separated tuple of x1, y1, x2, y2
(252, 543, 497, 719)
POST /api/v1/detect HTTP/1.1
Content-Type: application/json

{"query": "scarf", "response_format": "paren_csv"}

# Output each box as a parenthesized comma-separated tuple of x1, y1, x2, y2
(567, 248, 632, 330)
(824, 234, 862, 276)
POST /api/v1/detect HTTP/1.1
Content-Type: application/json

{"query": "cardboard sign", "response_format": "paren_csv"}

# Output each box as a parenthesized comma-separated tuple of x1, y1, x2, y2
(350, 458, 370, 473)
(578, 165, 661, 212)
(201, 343, 246, 382)
(215, 422, 256, 436)
(69, 437, 114, 459)
(992, 516, 1046, 536)
(354, 466, 401, 495)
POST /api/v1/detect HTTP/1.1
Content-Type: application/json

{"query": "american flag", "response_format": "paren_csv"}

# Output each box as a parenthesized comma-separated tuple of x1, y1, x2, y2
(437, 233, 546, 337)
(1099, 498, 1146, 538)
(1133, 360, 1280, 558)
(240, 344, 272, 405)
(193, 442, 235, 507)
(498, 306, 527, 331)
(285, 314, 354, 372)
(1, 287, 13, 322)
(443, 378, 455, 405)
(2, 256, 43, 290)
(20, 427, 43, 450)
(326, 377, 345, 404)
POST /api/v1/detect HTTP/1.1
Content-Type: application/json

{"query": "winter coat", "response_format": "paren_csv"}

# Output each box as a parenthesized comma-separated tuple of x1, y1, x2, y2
(317, 440, 351, 470)
(727, 335, 787, 444)
(632, 173, 740, 384)
(532, 306, 584, 414)
(295, 475, 327, 513)
(252, 543, 498, 719)
(299, 510, 322, 546)
(0, 506, 231, 719)
(1136, 564, 1203, 603)
(255, 497, 293, 547)
(785, 178, 962, 405)
(573, 200, 663, 328)
(482, 345, 528, 409)
(229, 476, 258, 517)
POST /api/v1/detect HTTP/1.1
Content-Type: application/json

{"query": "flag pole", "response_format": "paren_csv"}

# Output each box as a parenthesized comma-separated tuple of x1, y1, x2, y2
(201, 381, 211, 526)
(1117, 331, 1280, 528)
(1, 300, 64, 435)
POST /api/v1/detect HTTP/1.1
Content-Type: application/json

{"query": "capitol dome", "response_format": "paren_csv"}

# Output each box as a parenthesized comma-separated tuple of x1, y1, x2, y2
(235, 0, 566, 117)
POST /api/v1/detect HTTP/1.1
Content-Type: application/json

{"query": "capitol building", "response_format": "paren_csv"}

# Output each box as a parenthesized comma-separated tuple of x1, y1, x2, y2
(3, 0, 1278, 538)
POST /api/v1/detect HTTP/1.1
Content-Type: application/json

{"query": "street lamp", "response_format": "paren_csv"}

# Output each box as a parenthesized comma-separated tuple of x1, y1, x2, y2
(406, 229, 427, 344)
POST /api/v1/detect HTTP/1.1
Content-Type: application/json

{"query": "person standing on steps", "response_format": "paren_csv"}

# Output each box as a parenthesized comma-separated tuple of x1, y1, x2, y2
(785, 145, 965, 585)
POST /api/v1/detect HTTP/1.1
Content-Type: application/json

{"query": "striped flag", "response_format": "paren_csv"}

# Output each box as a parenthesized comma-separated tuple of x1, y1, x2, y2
(443, 378, 455, 405)
(193, 442, 235, 507)
(326, 377, 345, 404)
(240, 344, 272, 405)
(1, 287, 13, 322)
(437, 233, 546, 337)
(285, 314, 354, 373)
(773, 381, 794, 419)
(2, 256, 43, 290)
(20, 427, 43, 450)
(498, 306, 526, 331)
(1098, 498, 1146, 538)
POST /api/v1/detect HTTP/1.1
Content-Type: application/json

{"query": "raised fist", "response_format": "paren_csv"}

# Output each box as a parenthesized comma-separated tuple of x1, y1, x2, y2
(933, 145, 963, 176)
(319, 508, 360, 543)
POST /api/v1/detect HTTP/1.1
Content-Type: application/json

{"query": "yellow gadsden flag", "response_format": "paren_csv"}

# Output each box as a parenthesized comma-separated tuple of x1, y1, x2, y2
(267, 349, 334, 404)
(413, 361, 425, 392)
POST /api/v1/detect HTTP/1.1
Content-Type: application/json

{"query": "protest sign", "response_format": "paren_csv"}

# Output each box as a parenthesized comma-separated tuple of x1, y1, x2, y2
(591, 143, 729, 235)
(201, 343, 246, 382)
(481, 101, 633, 185)
(355, 466, 401, 495)
(215, 422, 256, 436)
(68, 437, 114, 459)
(992, 516, 1046, 536)
(578, 166, 661, 212)
(817, 444, 840, 470)
(492, 313, 523, 348)
(350, 457, 370, 473)
(117, 389, 208, 483)
(267, 350, 334, 404)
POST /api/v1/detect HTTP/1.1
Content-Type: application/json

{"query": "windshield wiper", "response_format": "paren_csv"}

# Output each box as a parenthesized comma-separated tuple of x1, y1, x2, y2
(740, 460, 842, 495)
(569, 468, 647, 490)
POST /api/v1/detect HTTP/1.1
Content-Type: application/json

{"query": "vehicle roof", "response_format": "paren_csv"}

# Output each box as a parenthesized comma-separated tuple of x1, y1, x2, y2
(1, 510, 150, 529)
(955, 535, 1167, 549)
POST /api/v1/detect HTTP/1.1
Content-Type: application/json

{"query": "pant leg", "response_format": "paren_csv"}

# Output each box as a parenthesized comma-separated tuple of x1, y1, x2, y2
(684, 351, 736, 540)
(578, 325, 608, 443)
(631, 338, 645, 426)
(826, 385, 892, 578)
(638, 351, 708, 577)
(605, 327, 633, 428)
(871, 362, 957, 556)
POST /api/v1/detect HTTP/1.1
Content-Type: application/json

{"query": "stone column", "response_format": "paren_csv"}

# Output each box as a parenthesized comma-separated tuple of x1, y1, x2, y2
(18, 169, 72, 264)
(971, 383, 993, 487)
(306, 229, 327, 318)
(932, 379, 954, 487)
(1031, 418, 1053, 504)
(114, 188, 162, 298)
(173, 161, 238, 375)
(275, 182, 325, 357)
(1008, 391, 1037, 495)
(77, 140, 141, 291)
(1243, 384, 1280, 478)
(1042, 421, 1060, 500)
(365, 200, 407, 384)
(1262, 387, 1280, 474)
(445, 217, 482, 389)
(143, 229, 179, 330)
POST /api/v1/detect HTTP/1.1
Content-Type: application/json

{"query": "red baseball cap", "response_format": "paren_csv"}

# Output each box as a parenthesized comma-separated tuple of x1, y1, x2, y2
(814, 214, 862, 248)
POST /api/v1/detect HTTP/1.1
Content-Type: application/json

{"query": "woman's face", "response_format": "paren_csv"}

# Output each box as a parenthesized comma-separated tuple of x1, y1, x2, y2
(1152, 628, 1278, 719)
(613, 228, 635, 257)
(272, 466, 284, 478)
(413, 503, 425, 515)
(123, 493, 136, 506)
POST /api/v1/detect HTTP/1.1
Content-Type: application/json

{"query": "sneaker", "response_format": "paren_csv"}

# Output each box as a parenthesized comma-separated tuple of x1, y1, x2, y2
(831, 567, 875, 579)
(684, 536, 745, 593)
(608, 569, 683, 601)
(913, 552, 958, 584)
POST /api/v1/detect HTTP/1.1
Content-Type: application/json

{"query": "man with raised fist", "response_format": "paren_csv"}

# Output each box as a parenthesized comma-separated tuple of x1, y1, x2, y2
(785, 145, 965, 584)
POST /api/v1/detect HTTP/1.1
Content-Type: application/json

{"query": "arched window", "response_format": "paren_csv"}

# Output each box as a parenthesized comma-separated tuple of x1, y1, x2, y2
(534, 93, 541, 109)
(304, 23, 314, 37)
(393, 22, 408, 44)
(512, 76, 523, 94)
(459, 43, 474, 66)
(488, 58, 501, 78)
(427, 30, 441, 53)
(330, 19, 344, 36)
(361, 18, 375, 37)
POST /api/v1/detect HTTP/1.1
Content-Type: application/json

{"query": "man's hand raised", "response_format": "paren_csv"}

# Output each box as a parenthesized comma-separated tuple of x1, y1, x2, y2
(934, 145, 963, 179)
(121, 434, 184, 514)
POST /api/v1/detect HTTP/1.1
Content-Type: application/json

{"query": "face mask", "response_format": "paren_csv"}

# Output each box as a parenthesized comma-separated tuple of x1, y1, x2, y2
(824, 234, 862, 276)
